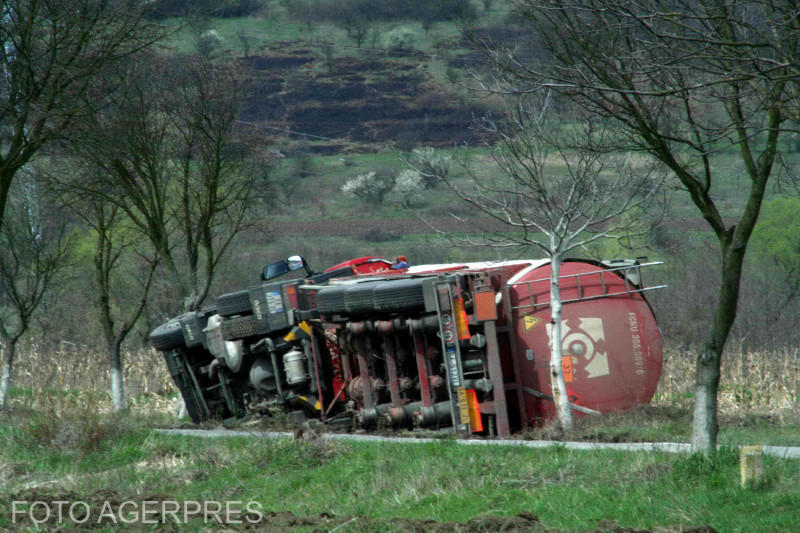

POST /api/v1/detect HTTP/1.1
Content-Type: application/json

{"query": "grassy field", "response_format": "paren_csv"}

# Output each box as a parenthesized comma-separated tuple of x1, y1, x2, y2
(1, 410, 798, 532)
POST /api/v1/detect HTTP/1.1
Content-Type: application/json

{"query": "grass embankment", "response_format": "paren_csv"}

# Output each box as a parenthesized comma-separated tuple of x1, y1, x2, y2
(0, 410, 798, 532)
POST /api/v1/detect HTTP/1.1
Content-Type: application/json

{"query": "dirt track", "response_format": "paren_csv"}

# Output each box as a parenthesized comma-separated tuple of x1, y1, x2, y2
(157, 428, 800, 459)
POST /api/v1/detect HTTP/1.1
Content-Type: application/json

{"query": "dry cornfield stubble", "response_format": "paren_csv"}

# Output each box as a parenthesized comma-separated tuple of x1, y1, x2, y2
(5, 345, 799, 422)
(653, 346, 799, 419)
(9, 345, 176, 417)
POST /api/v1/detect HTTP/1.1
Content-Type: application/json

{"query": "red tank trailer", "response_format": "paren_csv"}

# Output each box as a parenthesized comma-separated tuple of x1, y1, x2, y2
(151, 256, 664, 436)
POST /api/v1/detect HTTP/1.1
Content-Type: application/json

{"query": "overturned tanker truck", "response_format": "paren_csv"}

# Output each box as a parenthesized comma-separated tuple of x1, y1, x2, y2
(150, 255, 664, 437)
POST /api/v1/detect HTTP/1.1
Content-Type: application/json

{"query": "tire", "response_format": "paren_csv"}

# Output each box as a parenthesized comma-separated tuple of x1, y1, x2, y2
(216, 290, 252, 317)
(150, 317, 186, 350)
(161, 348, 209, 423)
(221, 315, 272, 340)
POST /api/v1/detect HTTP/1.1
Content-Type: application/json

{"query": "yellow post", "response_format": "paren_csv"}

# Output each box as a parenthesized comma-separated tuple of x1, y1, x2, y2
(740, 445, 764, 489)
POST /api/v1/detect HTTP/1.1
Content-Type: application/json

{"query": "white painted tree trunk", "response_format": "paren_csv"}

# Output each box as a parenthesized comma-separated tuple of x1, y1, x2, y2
(178, 398, 187, 419)
(692, 383, 714, 452)
(0, 344, 15, 408)
(692, 350, 720, 453)
(110, 348, 126, 412)
(549, 253, 573, 431)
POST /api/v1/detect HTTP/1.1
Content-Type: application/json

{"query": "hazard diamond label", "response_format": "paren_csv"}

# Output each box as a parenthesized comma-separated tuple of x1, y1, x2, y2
(523, 315, 540, 331)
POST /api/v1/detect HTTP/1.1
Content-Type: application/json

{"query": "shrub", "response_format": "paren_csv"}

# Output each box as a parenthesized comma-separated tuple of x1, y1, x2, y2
(407, 147, 452, 188)
(342, 170, 396, 205)
(198, 29, 224, 56)
(14, 397, 136, 454)
(383, 28, 415, 55)
(392, 169, 425, 207)
(362, 228, 400, 242)
(293, 153, 316, 179)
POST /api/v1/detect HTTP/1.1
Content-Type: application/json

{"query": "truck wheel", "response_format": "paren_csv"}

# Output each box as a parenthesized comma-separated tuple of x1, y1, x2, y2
(150, 317, 186, 350)
(216, 290, 252, 317)
(162, 348, 208, 423)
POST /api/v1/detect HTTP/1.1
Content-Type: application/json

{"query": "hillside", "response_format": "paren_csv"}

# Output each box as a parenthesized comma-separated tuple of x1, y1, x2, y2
(238, 46, 490, 150)
(162, 1, 521, 153)
(147, 2, 800, 355)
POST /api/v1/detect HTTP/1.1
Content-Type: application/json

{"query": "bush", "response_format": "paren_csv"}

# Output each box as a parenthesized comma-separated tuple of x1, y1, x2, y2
(342, 170, 396, 205)
(392, 169, 424, 207)
(198, 29, 224, 56)
(362, 228, 400, 242)
(384, 28, 415, 55)
(407, 147, 452, 188)
(292, 153, 316, 179)
(14, 397, 137, 454)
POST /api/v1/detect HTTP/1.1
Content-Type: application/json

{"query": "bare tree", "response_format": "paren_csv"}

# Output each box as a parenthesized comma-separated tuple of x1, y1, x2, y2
(478, 0, 800, 452)
(338, 9, 372, 49)
(165, 52, 265, 309)
(60, 191, 158, 411)
(0, 176, 71, 407)
(440, 98, 663, 431)
(0, 0, 163, 234)
(71, 49, 266, 310)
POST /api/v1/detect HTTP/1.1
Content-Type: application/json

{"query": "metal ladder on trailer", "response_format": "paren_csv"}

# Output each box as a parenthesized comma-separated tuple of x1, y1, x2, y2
(508, 261, 666, 312)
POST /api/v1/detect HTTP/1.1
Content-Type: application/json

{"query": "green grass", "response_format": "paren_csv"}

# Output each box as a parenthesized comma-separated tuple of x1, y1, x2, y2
(270, 144, 800, 224)
(1, 409, 150, 472)
(2, 415, 798, 532)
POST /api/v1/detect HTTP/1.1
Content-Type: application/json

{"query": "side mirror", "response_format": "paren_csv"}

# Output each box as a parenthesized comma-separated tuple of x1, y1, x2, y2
(261, 255, 312, 281)
(262, 260, 289, 281)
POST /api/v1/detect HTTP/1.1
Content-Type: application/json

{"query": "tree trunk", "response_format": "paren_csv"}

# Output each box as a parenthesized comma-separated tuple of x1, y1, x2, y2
(692, 241, 745, 452)
(0, 342, 17, 408)
(549, 253, 573, 431)
(159, 246, 191, 309)
(0, 170, 11, 236)
(692, 347, 721, 451)
(110, 340, 126, 412)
